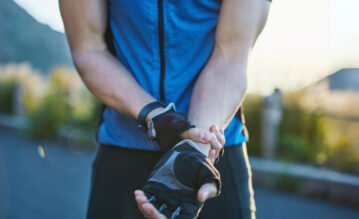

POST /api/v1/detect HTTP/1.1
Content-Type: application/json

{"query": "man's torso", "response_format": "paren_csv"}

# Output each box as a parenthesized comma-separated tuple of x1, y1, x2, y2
(97, 0, 247, 150)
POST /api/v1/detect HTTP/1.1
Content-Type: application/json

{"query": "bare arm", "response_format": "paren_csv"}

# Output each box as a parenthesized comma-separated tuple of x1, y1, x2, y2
(135, 1, 272, 217)
(60, 0, 221, 151)
(59, 0, 156, 119)
(188, 0, 271, 153)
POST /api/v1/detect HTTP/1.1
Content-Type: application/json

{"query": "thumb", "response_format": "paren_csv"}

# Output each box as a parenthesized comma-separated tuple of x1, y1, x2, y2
(197, 182, 217, 203)
(181, 128, 212, 144)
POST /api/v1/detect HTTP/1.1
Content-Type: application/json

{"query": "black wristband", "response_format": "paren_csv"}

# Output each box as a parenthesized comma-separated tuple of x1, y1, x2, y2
(138, 101, 165, 132)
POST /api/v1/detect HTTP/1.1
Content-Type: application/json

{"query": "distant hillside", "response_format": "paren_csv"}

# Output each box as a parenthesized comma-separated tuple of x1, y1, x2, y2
(0, 0, 73, 73)
(301, 68, 359, 119)
(328, 68, 359, 91)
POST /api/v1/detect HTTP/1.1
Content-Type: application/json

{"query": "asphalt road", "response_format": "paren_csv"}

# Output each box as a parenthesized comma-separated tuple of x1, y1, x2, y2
(1, 128, 359, 219)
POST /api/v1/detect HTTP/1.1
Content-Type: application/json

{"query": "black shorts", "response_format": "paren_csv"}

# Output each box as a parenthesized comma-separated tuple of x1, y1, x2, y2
(86, 143, 255, 219)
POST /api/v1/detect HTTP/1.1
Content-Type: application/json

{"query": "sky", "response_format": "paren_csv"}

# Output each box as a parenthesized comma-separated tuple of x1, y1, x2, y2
(13, 0, 359, 95)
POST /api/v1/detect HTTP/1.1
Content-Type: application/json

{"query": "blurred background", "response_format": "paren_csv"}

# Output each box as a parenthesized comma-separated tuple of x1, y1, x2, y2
(0, 0, 358, 218)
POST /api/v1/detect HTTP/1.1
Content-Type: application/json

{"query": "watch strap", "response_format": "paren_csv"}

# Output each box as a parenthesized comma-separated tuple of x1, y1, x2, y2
(138, 101, 165, 132)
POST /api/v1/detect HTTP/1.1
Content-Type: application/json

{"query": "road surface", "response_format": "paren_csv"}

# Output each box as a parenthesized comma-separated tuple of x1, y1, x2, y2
(1, 128, 358, 219)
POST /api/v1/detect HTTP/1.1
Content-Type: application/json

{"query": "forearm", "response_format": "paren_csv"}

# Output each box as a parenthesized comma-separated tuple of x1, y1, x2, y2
(188, 45, 249, 153)
(189, 49, 247, 128)
(73, 48, 156, 119)
(60, 0, 159, 120)
(187, 0, 270, 153)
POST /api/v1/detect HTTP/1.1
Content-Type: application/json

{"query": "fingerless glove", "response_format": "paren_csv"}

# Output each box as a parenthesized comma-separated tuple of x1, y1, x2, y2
(142, 140, 221, 219)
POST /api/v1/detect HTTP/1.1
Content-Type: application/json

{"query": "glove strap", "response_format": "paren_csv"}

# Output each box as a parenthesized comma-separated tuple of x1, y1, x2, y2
(138, 101, 165, 132)
(147, 103, 176, 140)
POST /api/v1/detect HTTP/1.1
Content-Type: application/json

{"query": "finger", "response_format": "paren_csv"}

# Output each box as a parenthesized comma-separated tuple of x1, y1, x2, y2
(135, 193, 147, 205)
(197, 182, 218, 203)
(210, 125, 225, 146)
(220, 127, 225, 136)
(134, 191, 149, 216)
(141, 203, 167, 219)
(209, 149, 216, 164)
(217, 126, 226, 145)
(181, 128, 211, 143)
(136, 196, 148, 216)
(210, 136, 222, 158)
(135, 190, 145, 196)
(135, 191, 166, 219)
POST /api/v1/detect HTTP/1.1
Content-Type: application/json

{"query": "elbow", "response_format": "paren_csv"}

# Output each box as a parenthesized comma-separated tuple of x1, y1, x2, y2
(71, 48, 96, 77)
(71, 44, 107, 76)
(71, 51, 87, 77)
(71, 50, 86, 73)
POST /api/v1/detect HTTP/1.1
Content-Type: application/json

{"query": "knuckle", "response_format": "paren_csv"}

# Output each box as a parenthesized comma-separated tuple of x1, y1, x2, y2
(218, 137, 224, 144)
(214, 143, 221, 150)
(218, 137, 225, 145)
(212, 144, 221, 151)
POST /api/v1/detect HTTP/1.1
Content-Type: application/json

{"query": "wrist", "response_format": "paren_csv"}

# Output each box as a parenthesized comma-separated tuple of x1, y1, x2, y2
(137, 101, 166, 132)
(189, 120, 218, 133)
(196, 142, 211, 156)
(146, 107, 165, 124)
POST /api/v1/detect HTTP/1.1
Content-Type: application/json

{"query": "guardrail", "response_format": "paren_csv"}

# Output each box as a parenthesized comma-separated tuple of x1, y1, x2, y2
(250, 157, 359, 208)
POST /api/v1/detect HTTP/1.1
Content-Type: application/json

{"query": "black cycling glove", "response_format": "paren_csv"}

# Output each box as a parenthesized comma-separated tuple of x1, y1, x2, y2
(142, 140, 221, 219)
(147, 104, 195, 152)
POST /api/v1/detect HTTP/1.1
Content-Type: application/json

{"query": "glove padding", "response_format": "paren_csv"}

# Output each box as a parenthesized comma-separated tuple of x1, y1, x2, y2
(151, 110, 194, 152)
(142, 140, 221, 219)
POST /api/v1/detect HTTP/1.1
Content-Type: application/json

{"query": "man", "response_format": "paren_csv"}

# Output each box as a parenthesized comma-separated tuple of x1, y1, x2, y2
(60, 0, 271, 218)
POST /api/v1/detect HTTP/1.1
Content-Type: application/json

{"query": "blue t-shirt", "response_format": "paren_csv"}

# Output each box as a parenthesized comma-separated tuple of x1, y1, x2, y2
(97, 0, 247, 150)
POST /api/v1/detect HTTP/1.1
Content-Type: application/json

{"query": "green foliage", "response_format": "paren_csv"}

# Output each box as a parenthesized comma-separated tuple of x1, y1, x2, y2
(278, 97, 327, 164)
(26, 67, 101, 139)
(69, 94, 102, 131)
(1, 64, 358, 173)
(243, 91, 359, 175)
(280, 134, 313, 162)
(0, 79, 16, 113)
(275, 173, 298, 192)
(0, 63, 46, 114)
(27, 91, 70, 137)
(243, 95, 264, 156)
(327, 138, 359, 174)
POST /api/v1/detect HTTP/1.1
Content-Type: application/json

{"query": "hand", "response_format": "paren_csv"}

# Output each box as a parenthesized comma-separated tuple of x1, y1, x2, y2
(136, 141, 221, 218)
(146, 103, 225, 159)
(135, 182, 217, 219)
(181, 125, 225, 162)
(135, 190, 166, 219)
